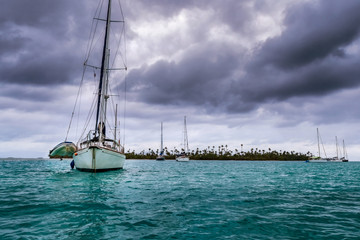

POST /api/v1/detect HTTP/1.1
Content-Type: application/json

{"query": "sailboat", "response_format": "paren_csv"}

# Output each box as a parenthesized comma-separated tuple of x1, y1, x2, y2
(72, 0, 126, 172)
(307, 129, 347, 163)
(334, 137, 349, 162)
(307, 128, 331, 162)
(156, 122, 165, 161)
(329, 136, 343, 162)
(340, 139, 349, 162)
(176, 116, 190, 162)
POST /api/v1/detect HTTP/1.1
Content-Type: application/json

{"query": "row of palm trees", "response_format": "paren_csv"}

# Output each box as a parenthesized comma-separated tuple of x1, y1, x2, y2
(125, 145, 312, 160)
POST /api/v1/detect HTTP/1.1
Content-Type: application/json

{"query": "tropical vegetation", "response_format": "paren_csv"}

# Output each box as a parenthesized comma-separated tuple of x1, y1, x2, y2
(125, 145, 312, 161)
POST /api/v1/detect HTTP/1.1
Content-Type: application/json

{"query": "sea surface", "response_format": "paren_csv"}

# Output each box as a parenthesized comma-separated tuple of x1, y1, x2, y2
(0, 159, 360, 240)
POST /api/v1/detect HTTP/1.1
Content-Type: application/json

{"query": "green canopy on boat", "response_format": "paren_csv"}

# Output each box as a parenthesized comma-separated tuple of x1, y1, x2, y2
(49, 142, 77, 159)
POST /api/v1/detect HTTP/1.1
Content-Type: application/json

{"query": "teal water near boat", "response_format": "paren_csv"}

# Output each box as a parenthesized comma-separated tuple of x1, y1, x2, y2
(1, 159, 360, 239)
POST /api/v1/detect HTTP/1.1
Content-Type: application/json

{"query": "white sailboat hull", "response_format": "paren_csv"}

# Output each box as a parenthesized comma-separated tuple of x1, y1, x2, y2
(307, 159, 330, 163)
(307, 159, 344, 163)
(74, 146, 125, 172)
(176, 156, 190, 162)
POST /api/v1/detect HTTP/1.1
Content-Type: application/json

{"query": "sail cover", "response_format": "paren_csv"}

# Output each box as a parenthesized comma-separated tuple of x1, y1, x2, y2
(49, 142, 77, 158)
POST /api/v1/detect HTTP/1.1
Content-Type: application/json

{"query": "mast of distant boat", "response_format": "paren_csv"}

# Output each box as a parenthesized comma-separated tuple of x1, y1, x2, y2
(343, 139, 348, 160)
(114, 104, 118, 148)
(317, 128, 321, 158)
(160, 122, 163, 155)
(335, 136, 339, 160)
(184, 116, 189, 154)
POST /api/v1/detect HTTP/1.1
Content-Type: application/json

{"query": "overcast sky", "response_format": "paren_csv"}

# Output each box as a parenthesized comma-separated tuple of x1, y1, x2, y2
(1, 0, 360, 160)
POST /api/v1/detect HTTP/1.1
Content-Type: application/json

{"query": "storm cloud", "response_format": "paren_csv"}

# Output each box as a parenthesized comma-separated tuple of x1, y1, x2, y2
(1, 0, 360, 158)
(124, 0, 360, 115)
(0, 0, 91, 88)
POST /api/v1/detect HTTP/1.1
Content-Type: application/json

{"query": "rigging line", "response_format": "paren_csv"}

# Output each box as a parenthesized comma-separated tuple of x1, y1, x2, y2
(84, 0, 104, 62)
(121, 1, 128, 68)
(106, 87, 118, 138)
(107, 70, 125, 120)
(72, 1, 104, 143)
(75, 76, 83, 140)
(86, 27, 106, 69)
(108, 6, 126, 68)
(116, 25, 127, 67)
(117, 0, 128, 148)
(108, 29, 126, 117)
(65, 0, 105, 142)
(78, 81, 99, 142)
(79, 71, 98, 139)
(108, 82, 117, 127)
(77, 94, 97, 144)
(105, 114, 116, 138)
(319, 134, 327, 158)
(109, 2, 127, 148)
(112, 68, 126, 147)
(109, 24, 125, 69)
(123, 70, 127, 149)
(107, 0, 127, 70)
(111, 72, 126, 146)
(65, 65, 87, 142)
(107, 20, 126, 72)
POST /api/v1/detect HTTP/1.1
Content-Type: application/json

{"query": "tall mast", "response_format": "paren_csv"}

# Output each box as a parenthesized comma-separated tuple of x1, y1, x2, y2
(95, 0, 112, 138)
(317, 128, 321, 158)
(114, 104, 118, 144)
(160, 122, 163, 154)
(184, 116, 188, 153)
(335, 136, 339, 159)
(343, 139, 347, 159)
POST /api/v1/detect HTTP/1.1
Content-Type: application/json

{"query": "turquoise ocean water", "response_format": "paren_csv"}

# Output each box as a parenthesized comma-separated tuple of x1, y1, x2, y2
(0, 159, 360, 239)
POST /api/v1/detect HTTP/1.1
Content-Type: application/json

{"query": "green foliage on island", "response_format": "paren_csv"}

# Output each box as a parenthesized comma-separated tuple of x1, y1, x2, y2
(125, 145, 312, 161)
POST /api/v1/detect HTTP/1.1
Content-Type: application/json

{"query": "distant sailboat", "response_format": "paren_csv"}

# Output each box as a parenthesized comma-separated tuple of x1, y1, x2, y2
(335, 138, 349, 162)
(340, 139, 349, 162)
(176, 116, 190, 162)
(308, 128, 331, 162)
(156, 122, 165, 161)
(330, 136, 343, 162)
(72, 0, 126, 171)
(307, 129, 348, 163)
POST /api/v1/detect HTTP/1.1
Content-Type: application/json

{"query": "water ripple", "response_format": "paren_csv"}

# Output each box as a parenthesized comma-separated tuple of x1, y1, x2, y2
(1, 160, 360, 239)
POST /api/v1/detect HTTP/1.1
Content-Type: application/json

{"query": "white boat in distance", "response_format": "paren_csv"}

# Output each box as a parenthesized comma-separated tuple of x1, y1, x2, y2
(73, 0, 126, 172)
(156, 122, 165, 161)
(176, 116, 190, 162)
(307, 129, 348, 163)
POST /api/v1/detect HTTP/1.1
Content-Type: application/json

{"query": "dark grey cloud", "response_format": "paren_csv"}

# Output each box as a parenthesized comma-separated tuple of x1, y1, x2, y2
(0, 0, 90, 35)
(2, 0, 360, 158)
(0, 26, 27, 55)
(0, 0, 95, 89)
(0, 51, 81, 85)
(0, 84, 55, 103)
(231, 55, 360, 103)
(1, 0, 360, 119)
(130, 0, 195, 18)
(125, 0, 264, 35)
(230, 0, 360, 113)
(125, 0, 360, 116)
(252, 0, 360, 70)
(126, 42, 243, 109)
